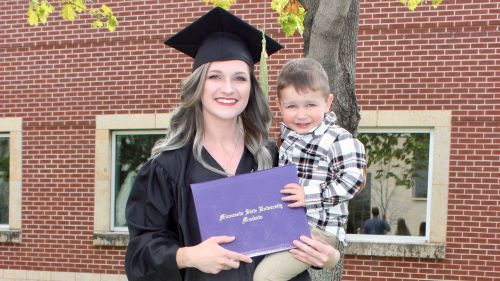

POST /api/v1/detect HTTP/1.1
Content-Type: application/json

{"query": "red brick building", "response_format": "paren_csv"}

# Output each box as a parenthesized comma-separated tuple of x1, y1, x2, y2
(0, 0, 498, 280)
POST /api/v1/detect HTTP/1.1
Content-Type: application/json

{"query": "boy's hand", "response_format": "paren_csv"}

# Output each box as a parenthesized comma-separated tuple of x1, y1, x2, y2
(281, 183, 305, 208)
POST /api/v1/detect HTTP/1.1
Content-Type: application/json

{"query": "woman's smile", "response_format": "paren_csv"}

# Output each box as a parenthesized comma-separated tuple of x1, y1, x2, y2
(215, 97, 238, 105)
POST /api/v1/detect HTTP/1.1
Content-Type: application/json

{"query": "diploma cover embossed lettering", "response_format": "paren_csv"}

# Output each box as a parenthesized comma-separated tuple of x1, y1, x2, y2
(191, 164, 310, 257)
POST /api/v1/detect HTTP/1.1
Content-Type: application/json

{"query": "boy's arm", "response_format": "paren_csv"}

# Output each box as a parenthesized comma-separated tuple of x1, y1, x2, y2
(304, 134, 367, 212)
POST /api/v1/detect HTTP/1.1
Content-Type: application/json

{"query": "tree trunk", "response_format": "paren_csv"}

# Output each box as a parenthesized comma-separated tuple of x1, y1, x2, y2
(299, 1, 360, 280)
(300, 0, 360, 136)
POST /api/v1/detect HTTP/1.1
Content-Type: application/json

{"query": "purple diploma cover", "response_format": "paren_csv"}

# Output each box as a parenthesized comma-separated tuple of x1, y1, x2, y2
(190, 164, 310, 257)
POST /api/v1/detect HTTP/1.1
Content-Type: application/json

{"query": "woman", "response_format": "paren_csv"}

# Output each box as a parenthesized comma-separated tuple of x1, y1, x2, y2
(125, 7, 338, 281)
(396, 218, 411, 236)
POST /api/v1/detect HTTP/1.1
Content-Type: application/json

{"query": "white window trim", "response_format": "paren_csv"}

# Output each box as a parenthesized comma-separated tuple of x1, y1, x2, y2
(0, 118, 22, 243)
(345, 110, 451, 259)
(93, 114, 170, 246)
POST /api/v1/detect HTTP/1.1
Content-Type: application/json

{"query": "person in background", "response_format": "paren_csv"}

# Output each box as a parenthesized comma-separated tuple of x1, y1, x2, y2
(419, 222, 426, 236)
(362, 207, 391, 235)
(254, 58, 367, 281)
(395, 218, 411, 236)
(125, 7, 340, 281)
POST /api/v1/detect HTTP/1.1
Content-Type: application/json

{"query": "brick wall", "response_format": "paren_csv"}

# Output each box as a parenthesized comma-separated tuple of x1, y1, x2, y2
(348, 0, 499, 280)
(0, 0, 498, 280)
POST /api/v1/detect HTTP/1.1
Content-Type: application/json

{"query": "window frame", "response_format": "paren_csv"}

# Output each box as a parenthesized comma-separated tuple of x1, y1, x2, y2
(345, 110, 451, 259)
(93, 114, 170, 246)
(0, 118, 22, 243)
(110, 130, 165, 232)
(0, 133, 9, 228)
(351, 128, 432, 243)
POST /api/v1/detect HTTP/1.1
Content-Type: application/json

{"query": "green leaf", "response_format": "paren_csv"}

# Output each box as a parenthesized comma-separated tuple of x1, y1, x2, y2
(272, 0, 306, 37)
(279, 13, 303, 37)
(27, 9, 39, 26)
(38, 12, 48, 24)
(62, 4, 77, 21)
(107, 16, 118, 32)
(92, 20, 103, 28)
(281, 19, 295, 36)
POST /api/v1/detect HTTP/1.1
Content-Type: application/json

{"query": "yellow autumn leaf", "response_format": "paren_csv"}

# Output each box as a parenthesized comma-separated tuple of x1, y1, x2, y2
(101, 5, 112, 16)
(92, 20, 103, 28)
(27, 9, 39, 26)
(74, 0, 87, 13)
(39, 14, 48, 24)
(407, 0, 421, 11)
(61, 4, 77, 21)
(432, 0, 443, 8)
(203, 0, 235, 10)
(283, 0, 301, 15)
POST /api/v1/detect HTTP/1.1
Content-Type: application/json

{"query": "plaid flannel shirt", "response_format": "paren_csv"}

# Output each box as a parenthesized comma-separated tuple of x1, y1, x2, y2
(279, 112, 367, 244)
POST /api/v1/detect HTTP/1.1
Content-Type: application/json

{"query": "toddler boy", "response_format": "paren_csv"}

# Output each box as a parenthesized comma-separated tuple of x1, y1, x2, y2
(254, 58, 367, 281)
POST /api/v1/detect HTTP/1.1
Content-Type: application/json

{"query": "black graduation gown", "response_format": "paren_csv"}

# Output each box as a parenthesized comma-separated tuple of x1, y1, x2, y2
(125, 143, 310, 281)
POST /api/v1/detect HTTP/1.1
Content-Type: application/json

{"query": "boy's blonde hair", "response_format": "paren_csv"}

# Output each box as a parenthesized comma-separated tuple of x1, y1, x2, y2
(277, 58, 330, 99)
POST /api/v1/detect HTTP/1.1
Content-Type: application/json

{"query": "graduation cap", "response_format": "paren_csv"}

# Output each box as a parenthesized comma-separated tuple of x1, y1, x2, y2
(165, 7, 283, 70)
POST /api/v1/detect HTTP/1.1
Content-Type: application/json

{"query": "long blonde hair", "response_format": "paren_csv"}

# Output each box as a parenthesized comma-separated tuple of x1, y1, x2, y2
(152, 62, 274, 175)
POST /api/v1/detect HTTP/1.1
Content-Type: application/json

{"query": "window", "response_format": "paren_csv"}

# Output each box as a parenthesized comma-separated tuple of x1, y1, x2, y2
(0, 118, 22, 243)
(94, 113, 170, 246)
(348, 131, 431, 238)
(111, 131, 164, 231)
(413, 150, 429, 199)
(345, 110, 451, 259)
(0, 134, 9, 226)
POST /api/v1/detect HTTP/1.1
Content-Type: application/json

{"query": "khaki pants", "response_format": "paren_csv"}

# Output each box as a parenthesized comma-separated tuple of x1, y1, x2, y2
(253, 227, 340, 281)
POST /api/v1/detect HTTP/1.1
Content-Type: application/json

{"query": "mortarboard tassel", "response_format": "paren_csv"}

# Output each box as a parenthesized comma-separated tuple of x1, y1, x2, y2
(259, 30, 269, 101)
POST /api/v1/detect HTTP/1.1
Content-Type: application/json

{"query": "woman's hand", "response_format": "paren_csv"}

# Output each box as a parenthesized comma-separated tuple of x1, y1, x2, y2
(177, 236, 252, 274)
(289, 234, 340, 269)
